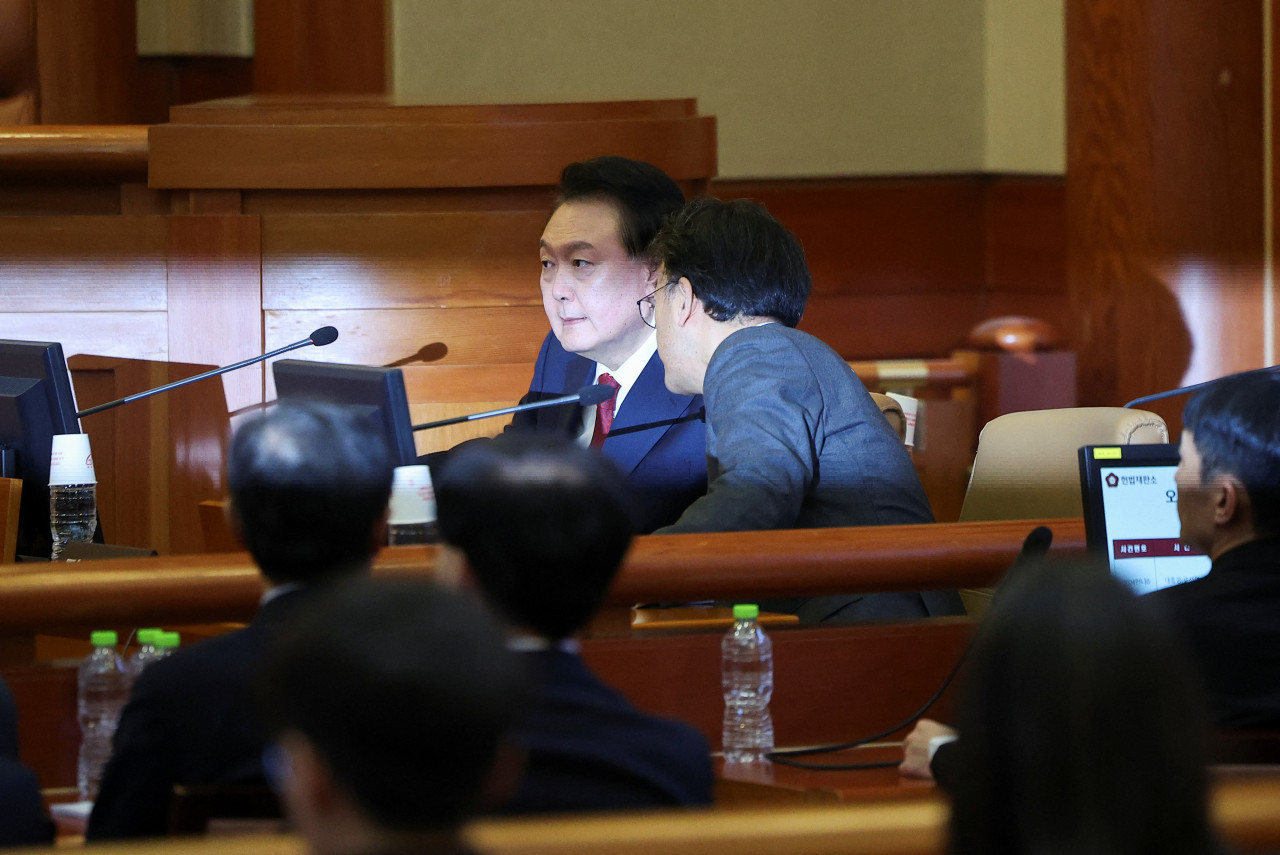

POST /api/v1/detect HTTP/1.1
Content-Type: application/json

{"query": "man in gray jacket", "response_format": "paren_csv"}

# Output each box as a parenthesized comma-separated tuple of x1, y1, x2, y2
(648, 196, 961, 620)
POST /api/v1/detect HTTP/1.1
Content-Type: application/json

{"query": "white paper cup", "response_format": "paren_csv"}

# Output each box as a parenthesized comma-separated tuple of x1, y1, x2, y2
(388, 464, 436, 524)
(885, 393, 919, 448)
(49, 433, 97, 485)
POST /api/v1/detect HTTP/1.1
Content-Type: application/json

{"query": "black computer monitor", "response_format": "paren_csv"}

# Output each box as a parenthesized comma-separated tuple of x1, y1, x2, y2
(0, 340, 83, 559)
(1078, 443, 1212, 595)
(271, 359, 418, 466)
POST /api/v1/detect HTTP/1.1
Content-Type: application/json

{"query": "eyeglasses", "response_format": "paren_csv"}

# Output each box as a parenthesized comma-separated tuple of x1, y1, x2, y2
(637, 286, 662, 328)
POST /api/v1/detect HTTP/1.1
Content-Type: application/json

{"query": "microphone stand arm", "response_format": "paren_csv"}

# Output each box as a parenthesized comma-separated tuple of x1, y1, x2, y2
(76, 336, 320, 419)
(412, 391, 586, 432)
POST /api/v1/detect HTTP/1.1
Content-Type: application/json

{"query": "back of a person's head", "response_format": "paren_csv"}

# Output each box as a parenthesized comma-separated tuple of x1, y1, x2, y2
(1183, 371, 1280, 536)
(228, 400, 394, 585)
(950, 565, 1215, 855)
(435, 435, 634, 640)
(649, 195, 811, 328)
(257, 578, 524, 831)
(553, 156, 686, 257)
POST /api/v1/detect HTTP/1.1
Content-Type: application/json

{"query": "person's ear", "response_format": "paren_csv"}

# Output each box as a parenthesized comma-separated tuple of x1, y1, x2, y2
(277, 732, 344, 830)
(1216, 478, 1245, 527)
(673, 277, 698, 327)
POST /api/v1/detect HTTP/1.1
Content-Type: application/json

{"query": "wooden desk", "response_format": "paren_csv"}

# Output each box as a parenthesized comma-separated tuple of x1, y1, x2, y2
(717, 746, 937, 806)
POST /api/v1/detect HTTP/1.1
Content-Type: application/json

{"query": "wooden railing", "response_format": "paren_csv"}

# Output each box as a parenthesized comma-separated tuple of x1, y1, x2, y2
(0, 519, 1084, 637)
(0, 126, 148, 179)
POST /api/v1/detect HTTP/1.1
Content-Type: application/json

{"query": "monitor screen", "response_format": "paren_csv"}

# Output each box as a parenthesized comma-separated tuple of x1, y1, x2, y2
(0, 340, 83, 559)
(1078, 443, 1212, 595)
(271, 359, 418, 466)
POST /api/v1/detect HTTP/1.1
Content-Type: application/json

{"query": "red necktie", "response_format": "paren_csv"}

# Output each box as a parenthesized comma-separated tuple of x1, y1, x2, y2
(590, 373, 622, 450)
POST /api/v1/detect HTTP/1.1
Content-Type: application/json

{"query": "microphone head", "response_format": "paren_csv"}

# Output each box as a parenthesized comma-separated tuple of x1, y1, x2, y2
(310, 326, 339, 346)
(578, 383, 618, 406)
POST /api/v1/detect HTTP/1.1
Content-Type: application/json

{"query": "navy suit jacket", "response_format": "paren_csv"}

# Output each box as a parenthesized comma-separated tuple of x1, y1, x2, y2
(510, 333, 707, 533)
(498, 648, 713, 814)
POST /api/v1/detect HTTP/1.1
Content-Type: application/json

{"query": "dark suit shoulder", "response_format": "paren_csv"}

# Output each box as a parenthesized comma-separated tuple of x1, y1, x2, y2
(501, 651, 712, 813)
(0, 759, 53, 846)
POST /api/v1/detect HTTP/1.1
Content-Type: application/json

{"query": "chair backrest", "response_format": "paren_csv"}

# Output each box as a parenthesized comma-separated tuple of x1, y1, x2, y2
(0, 477, 21, 564)
(958, 407, 1168, 522)
(956, 408, 1167, 617)
(870, 392, 907, 444)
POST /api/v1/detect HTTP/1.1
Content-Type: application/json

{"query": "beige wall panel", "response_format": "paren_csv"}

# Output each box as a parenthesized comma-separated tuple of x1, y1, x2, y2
(983, 0, 1065, 172)
(391, 0, 987, 178)
(0, 216, 168, 311)
(261, 211, 547, 310)
(263, 307, 549, 395)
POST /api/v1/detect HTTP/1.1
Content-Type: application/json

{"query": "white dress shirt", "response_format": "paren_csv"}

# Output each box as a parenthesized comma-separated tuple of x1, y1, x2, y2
(577, 332, 658, 445)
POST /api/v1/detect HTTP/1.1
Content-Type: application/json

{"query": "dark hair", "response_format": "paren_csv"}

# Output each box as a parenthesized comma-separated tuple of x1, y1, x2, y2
(553, 156, 686, 258)
(950, 565, 1215, 855)
(435, 435, 634, 640)
(228, 401, 394, 584)
(649, 196, 811, 328)
(1182, 371, 1280, 535)
(258, 578, 524, 831)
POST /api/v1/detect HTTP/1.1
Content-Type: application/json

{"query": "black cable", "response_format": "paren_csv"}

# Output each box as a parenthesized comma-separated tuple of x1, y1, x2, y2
(764, 630, 970, 770)
(760, 526, 1054, 771)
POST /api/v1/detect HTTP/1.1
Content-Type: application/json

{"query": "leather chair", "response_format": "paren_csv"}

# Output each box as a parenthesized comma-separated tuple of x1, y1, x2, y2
(957, 407, 1169, 615)
(870, 392, 908, 444)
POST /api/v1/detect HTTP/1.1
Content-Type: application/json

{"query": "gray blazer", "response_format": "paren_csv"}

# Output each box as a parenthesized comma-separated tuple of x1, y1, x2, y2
(658, 324, 961, 620)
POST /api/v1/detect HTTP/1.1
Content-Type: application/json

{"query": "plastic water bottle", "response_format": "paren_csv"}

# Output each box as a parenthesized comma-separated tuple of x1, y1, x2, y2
(126, 628, 162, 681)
(155, 631, 181, 660)
(77, 630, 129, 800)
(49, 483, 97, 560)
(722, 603, 775, 763)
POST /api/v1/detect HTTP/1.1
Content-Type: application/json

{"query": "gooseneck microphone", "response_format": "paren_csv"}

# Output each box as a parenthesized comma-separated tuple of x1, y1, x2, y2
(76, 326, 340, 419)
(412, 383, 617, 432)
(1124, 364, 1280, 408)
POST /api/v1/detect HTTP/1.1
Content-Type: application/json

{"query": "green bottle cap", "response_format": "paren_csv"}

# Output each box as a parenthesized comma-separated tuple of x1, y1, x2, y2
(90, 630, 118, 647)
(136, 628, 161, 645)
(733, 604, 760, 620)
(158, 631, 181, 649)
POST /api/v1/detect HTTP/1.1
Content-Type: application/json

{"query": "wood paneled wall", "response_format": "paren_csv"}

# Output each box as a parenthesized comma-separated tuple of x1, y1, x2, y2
(1066, 1, 1267, 431)
(27, 0, 385, 125)
(714, 176, 1068, 360)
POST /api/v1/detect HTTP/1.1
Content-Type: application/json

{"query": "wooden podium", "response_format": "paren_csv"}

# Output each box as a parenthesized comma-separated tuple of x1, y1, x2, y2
(69, 354, 231, 555)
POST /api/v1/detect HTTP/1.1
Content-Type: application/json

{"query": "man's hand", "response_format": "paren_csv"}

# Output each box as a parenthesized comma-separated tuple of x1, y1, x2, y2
(898, 719, 957, 780)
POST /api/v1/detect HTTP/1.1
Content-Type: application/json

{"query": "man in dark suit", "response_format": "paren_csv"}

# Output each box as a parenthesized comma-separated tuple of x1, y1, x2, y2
(0, 676, 53, 846)
(435, 435, 714, 813)
(87, 401, 395, 839)
(257, 578, 525, 855)
(901, 372, 1280, 783)
(1147, 371, 1280, 729)
(517, 156, 706, 533)
(647, 196, 962, 620)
